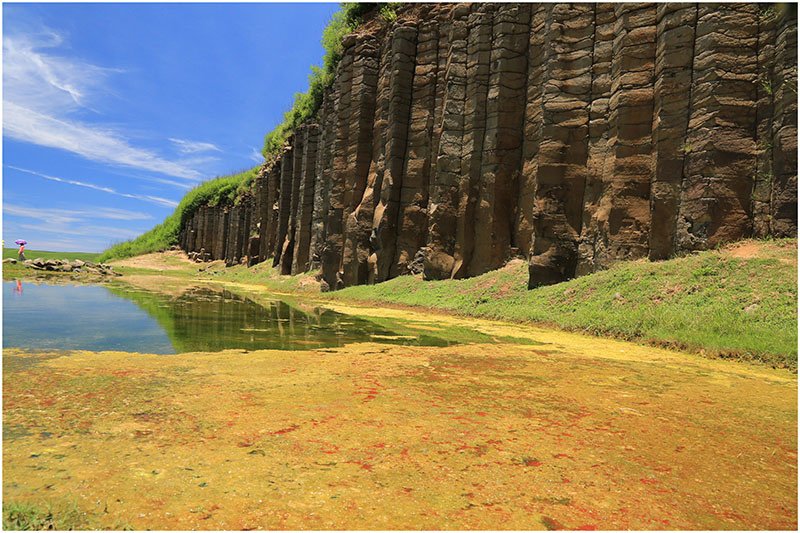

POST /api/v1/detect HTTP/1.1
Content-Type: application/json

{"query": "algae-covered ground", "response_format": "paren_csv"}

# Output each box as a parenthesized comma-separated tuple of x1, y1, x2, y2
(4, 323, 797, 530)
(3, 241, 797, 529)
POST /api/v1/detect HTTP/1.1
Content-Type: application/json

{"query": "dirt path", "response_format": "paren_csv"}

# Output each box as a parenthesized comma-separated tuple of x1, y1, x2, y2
(109, 250, 197, 271)
(4, 338, 796, 530)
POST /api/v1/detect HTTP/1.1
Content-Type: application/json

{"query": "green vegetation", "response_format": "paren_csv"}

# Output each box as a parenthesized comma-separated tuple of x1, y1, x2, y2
(3, 501, 101, 531)
(171, 239, 796, 368)
(2, 249, 100, 262)
(333, 240, 797, 368)
(98, 166, 259, 262)
(262, 3, 400, 160)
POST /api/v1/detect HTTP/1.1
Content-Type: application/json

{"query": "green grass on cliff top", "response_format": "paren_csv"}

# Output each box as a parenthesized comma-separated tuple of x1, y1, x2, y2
(98, 166, 259, 263)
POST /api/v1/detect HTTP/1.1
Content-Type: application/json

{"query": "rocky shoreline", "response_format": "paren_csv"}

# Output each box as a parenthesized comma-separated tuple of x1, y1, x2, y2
(3, 257, 121, 276)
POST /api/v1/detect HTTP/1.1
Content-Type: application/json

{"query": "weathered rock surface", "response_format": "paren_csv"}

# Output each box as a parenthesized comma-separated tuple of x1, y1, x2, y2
(19, 258, 120, 276)
(179, 3, 797, 289)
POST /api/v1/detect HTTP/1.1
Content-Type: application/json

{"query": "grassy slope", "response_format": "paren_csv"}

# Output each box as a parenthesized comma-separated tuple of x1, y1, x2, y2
(97, 167, 259, 263)
(2, 249, 100, 262)
(198, 239, 796, 368)
(333, 240, 797, 367)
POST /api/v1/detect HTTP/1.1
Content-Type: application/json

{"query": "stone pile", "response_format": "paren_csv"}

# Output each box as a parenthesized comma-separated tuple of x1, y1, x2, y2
(187, 250, 212, 263)
(179, 3, 797, 290)
(4, 257, 121, 276)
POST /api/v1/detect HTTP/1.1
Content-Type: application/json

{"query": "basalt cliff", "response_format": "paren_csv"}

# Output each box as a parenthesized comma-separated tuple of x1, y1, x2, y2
(180, 3, 798, 290)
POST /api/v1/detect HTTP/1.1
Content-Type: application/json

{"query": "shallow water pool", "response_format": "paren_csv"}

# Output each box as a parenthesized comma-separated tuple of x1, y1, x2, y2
(2, 281, 467, 353)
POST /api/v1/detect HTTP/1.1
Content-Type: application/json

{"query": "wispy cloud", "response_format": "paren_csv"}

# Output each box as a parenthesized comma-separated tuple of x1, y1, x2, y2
(5, 202, 148, 248)
(4, 203, 152, 223)
(6, 165, 179, 208)
(249, 147, 265, 164)
(170, 138, 221, 154)
(3, 29, 207, 181)
(17, 222, 141, 241)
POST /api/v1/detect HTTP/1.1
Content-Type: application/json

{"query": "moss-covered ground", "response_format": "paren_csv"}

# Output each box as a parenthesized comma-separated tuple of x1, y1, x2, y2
(4, 334, 796, 529)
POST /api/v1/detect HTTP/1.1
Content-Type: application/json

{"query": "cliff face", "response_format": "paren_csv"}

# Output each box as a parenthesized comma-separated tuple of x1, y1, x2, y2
(180, 3, 798, 290)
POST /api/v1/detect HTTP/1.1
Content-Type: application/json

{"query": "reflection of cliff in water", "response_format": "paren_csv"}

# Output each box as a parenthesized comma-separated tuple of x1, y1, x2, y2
(106, 284, 461, 352)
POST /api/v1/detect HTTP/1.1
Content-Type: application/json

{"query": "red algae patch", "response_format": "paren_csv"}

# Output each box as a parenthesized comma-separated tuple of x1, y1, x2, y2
(3, 343, 796, 530)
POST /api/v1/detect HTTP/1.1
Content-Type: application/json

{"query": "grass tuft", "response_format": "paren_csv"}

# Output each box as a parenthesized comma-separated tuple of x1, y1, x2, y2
(3, 501, 91, 531)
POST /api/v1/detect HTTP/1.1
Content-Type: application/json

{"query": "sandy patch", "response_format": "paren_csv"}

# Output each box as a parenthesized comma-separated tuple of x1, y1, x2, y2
(110, 250, 195, 271)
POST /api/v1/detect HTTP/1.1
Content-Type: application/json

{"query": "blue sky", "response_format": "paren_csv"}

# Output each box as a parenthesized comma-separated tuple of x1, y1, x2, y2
(3, 2, 339, 252)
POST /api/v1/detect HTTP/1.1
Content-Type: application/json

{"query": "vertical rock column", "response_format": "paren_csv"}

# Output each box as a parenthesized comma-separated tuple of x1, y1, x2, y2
(373, 24, 418, 282)
(677, 4, 759, 250)
(273, 144, 294, 267)
(309, 91, 336, 269)
(528, 4, 595, 287)
(214, 207, 229, 261)
(752, 7, 777, 238)
(322, 36, 355, 290)
(394, 21, 440, 276)
(770, 5, 798, 237)
(225, 205, 240, 266)
(341, 36, 380, 287)
(204, 205, 217, 258)
(195, 208, 206, 255)
(242, 196, 255, 265)
(280, 132, 306, 274)
(599, 3, 657, 265)
(515, 4, 549, 265)
(185, 213, 197, 253)
(262, 164, 281, 263)
(648, 4, 697, 259)
(446, 6, 484, 278)
(351, 32, 391, 284)
(426, 7, 469, 279)
(576, 3, 616, 274)
(469, 3, 530, 275)
(292, 124, 320, 274)
(252, 169, 269, 264)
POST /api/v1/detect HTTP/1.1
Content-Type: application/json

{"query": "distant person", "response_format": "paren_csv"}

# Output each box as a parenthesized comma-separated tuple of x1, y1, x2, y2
(17, 244, 25, 261)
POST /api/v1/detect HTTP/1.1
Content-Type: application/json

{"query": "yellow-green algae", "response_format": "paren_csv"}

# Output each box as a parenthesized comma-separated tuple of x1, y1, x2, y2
(4, 306, 797, 530)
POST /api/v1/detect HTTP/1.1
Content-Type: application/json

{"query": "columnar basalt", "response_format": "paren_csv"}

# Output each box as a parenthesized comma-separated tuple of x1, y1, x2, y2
(179, 3, 797, 290)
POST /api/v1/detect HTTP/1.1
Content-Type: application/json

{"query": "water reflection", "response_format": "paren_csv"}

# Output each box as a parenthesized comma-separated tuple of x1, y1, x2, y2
(119, 285, 456, 352)
(4, 281, 466, 354)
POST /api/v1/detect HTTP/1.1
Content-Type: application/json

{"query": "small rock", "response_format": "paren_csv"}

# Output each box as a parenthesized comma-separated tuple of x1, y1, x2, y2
(3, 258, 17, 264)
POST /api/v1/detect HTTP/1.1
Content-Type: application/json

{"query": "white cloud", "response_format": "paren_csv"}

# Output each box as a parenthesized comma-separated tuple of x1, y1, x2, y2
(4, 203, 152, 223)
(17, 222, 141, 241)
(2, 29, 207, 181)
(249, 147, 265, 164)
(4, 202, 148, 250)
(3, 204, 147, 250)
(6, 166, 179, 208)
(169, 138, 222, 154)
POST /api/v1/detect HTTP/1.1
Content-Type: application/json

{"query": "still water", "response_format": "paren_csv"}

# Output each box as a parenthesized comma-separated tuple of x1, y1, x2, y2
(3, 281, 469, 354)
